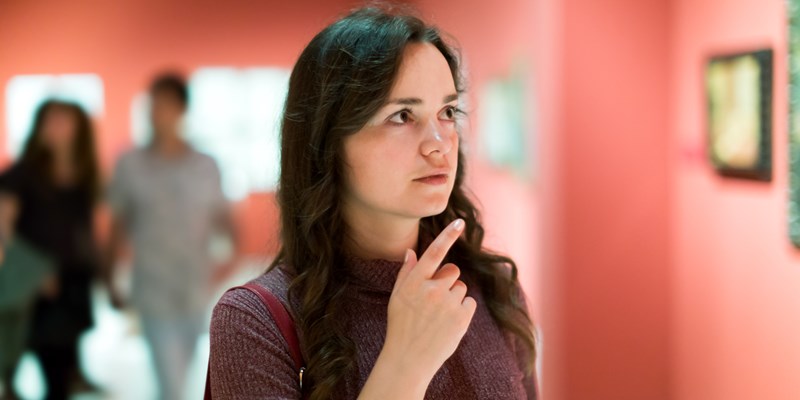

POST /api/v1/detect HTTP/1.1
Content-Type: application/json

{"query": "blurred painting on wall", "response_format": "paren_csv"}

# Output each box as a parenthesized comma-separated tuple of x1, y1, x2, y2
(789, 0, 800, 247)
(478, 60, 535, 179)
(705, 49, 772, 181)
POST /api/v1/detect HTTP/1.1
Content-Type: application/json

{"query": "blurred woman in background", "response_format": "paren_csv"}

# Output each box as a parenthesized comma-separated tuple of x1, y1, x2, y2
(0, 100, 101, 400)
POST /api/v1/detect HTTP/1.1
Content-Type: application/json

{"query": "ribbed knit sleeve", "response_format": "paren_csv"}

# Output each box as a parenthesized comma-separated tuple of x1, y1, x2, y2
(209, 287, 302, 399)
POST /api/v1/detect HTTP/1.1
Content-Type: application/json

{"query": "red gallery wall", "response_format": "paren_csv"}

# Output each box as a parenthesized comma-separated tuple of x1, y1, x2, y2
(532, 0, 800, 397)
(670, 0, 800, 398)
(534, 0, 672, 399)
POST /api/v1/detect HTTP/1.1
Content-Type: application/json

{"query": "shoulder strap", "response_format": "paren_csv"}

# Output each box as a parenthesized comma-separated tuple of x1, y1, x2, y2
(204, 283, 306, 400)
(237, 283, 305, 371)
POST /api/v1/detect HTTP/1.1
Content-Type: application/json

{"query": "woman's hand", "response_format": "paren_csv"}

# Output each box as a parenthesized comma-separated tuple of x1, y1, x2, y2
(359, 219, 477, 399)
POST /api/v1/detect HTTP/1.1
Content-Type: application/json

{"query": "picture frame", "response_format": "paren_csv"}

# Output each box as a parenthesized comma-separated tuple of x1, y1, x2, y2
(789, 0, 800, 247)
(705, 49, 773, 181)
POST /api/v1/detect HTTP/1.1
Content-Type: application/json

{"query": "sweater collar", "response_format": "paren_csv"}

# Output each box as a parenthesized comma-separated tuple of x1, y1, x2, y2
(342, 229, 435, 294)
(342, 255, 405, 294)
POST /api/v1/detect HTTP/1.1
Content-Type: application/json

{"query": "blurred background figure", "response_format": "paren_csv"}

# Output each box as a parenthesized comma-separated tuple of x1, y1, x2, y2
(103, 73, 239, 400)
(0, 100, 102, 400)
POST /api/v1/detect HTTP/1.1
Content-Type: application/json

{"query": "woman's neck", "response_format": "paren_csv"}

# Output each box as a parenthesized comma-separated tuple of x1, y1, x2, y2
(344, 208, 419, 262)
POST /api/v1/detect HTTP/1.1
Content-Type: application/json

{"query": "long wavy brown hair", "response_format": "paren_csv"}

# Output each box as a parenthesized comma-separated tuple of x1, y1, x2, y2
(271, 6, 536, 398)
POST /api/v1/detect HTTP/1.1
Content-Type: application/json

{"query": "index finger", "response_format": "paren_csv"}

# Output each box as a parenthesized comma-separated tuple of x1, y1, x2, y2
(412, 219, 465, 280)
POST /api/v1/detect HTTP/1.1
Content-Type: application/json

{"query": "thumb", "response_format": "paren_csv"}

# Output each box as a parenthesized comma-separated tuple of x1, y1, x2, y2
(394, 248, 417, 289)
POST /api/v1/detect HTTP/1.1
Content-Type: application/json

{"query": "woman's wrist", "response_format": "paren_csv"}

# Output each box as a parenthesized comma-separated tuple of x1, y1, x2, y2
(358, 346, 431, 400)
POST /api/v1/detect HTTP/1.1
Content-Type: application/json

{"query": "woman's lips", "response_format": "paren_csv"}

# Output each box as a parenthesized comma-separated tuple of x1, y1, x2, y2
(413, 174, 449, 185)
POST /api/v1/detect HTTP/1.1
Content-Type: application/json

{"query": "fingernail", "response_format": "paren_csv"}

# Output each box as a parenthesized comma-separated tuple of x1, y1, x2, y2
(404, 249, 410, 263)
(453, 219, 464, 231)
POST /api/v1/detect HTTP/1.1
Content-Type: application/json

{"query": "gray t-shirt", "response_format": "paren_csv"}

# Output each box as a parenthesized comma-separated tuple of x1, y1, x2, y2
(109, 148, 228, 317)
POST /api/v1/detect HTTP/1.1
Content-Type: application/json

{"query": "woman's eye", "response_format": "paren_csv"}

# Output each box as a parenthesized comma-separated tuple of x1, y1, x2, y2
(440, 106, 459, 121)
(388, 109, 412, 124)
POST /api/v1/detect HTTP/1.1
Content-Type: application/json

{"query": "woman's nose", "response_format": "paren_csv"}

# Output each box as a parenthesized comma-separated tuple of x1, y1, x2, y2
(420, 118, 453, 156)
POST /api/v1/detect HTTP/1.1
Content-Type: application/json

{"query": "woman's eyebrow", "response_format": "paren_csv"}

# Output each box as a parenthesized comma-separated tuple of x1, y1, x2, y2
(388, 97, 422, 106)
(443, 93, 458, 103)
(387, 93, 459, 106)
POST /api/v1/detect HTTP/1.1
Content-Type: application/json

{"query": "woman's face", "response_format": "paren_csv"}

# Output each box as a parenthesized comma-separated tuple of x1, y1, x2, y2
(342, 42, 460, 222)
(40, 107, 78, 152)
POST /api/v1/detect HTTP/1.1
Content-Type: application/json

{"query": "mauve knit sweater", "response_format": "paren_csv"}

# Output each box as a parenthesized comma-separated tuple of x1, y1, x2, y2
(209, 252, 538, 399)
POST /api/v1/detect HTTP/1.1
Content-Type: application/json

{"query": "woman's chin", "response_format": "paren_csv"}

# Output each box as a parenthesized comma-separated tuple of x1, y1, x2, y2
(411, 201, 449, 219)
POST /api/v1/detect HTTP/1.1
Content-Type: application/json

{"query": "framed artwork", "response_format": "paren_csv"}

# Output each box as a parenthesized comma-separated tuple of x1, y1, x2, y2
(705, 49, 772, 181)
(477, 58, 535, 179)
(790, 0, 800, 247)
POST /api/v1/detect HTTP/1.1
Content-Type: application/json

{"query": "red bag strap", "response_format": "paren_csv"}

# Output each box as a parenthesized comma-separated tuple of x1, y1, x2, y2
(204, 283, 306, 400)
(237, 283, 305, 371)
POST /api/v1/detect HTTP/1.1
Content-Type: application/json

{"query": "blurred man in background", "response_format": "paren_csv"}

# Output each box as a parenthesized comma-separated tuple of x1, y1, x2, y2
(104, 73, 239, 400)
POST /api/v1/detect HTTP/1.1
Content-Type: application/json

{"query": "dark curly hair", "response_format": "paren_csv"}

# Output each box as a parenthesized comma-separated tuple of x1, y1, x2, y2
(271, 6, 537, 399)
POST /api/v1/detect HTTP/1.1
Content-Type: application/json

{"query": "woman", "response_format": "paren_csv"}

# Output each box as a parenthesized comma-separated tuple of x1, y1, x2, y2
(0, 100, 101, 400)
(209, 7, 537, 399)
